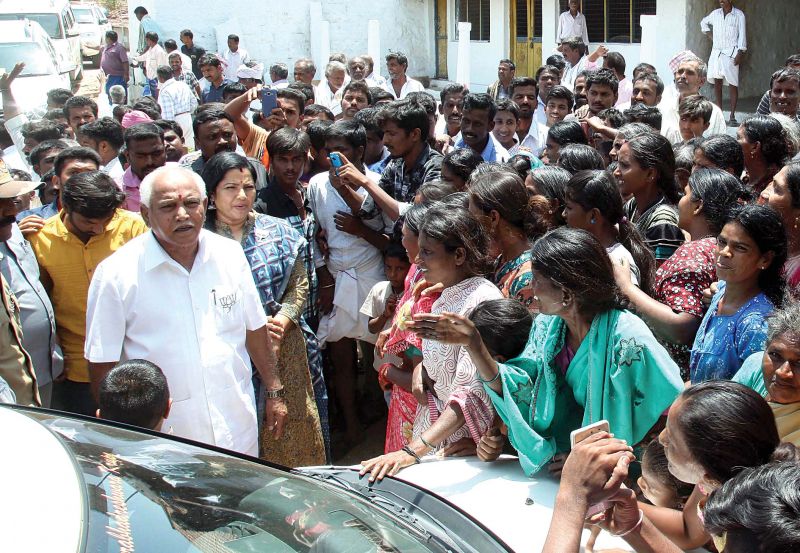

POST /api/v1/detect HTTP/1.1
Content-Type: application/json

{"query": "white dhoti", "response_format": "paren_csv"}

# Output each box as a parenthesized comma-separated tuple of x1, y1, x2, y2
(316, 258, 385, 346)
(174, 111, 195, 150)
(707, 49, 739, 87)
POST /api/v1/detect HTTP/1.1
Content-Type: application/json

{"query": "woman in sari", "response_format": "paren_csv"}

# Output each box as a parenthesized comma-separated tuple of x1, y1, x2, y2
(737, 115, 789, 195)
(412, 227, 683, 476)
(361, 205, 502, 481)
(468, 170, 548, 312)
(733, 300, 800, 446)
(202, 152, 326, 466)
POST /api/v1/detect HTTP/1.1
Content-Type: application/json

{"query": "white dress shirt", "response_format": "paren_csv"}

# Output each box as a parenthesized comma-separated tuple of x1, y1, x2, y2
(557, 11, 589, 44)
(700, 7, 747, 57)
(157, 78, 198, 120)
(101, 156, 124, 181)
(135, 44, 169, 80)
(84, 230, 269, 455)
(222, 48, 249, 81)
(534, 95, 548, 126)
(382, 77, 425, 100)
(563, 55, 590, 92)
(314, 81, 340, 110)
(519, 122, 549, 157)
(365, 72, 387, 88)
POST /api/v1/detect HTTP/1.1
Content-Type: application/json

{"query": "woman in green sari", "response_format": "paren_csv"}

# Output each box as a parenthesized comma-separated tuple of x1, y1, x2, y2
(412, 227, 683, 475)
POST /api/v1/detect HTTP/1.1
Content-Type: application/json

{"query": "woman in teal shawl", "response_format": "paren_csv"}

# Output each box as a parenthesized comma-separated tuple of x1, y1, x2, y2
(413, 227, 683, 475)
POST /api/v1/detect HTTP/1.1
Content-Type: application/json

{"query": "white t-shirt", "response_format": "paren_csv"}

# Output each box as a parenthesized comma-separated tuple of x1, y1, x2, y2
(607, 242, 640, 286)
(84, 230, 269, 455)
(360, 280, 403, 371)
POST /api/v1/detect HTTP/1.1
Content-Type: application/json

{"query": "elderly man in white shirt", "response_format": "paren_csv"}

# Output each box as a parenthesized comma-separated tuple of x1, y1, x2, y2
(700, 0, 747, 124)
(155, 65, 198, 149)
(315, 61, 347, 113)
(383, 52, 425, 100)
(557, 0, 589, 48)
(659, 56, 727, 144)
(85, 166, 287, 456)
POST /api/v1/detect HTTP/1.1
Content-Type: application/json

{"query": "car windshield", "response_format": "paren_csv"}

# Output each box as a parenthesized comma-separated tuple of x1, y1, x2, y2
(72, 7, 94, 24)
(0, 43, 54, 76)
(30, 413, 449, 553)
(0, 14, 61, 38)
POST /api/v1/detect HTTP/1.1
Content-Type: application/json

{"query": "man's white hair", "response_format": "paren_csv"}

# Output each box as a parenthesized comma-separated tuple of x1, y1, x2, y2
(140, 166, 207, 209)
(325, 61, 346, 78)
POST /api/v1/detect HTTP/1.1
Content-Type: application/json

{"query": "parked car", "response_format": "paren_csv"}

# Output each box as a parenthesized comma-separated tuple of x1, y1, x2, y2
(70, 2, 110, 66)
(2, 405, 514, 552)
(0, 0, 82, 83)
(2, 404, 640, 552)
(0, 20, 72, 115)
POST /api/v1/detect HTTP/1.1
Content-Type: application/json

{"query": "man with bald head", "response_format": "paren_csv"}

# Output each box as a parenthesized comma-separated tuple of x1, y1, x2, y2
(85, 166, 287, 455)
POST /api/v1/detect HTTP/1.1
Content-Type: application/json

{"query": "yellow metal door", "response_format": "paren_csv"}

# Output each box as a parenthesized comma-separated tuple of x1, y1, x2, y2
(510, 0, 543, 78)
(435, 0, 448, 79)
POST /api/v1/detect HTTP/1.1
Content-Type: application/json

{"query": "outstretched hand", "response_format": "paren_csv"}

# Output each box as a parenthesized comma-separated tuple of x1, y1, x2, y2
(0, 63, 24, 90)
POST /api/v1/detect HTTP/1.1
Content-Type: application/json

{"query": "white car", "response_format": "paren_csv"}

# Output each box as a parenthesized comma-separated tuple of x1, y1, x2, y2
(70, 2, 110, 65)
(0, 20, 72, 115)
(2, 404, 644, 552)
(0, 0, 82, 83)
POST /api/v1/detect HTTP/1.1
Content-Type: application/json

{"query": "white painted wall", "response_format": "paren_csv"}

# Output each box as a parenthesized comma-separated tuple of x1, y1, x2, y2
(446, 0, 508, 92)
(129, 0, 435, 82)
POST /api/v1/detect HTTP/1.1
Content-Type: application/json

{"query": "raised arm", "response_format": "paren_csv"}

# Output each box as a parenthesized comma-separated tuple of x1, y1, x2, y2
(0, 63, 25, 120)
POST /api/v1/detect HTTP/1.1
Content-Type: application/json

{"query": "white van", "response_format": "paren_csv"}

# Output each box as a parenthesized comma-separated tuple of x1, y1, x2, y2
(0, 0, 82, 83)
(70, 2, 110, 66)
(0, 19, 72, 113)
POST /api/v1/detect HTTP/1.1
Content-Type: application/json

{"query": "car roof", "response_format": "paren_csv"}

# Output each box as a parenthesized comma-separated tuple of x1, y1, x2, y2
(0, 0, 72, 14)
(0, 19, 50, 42)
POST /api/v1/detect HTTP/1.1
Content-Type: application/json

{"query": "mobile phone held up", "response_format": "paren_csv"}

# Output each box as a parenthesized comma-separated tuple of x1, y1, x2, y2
(569, 419, 610, 449)
(328, 152, 343, 169)
(261, 87, 277, 115)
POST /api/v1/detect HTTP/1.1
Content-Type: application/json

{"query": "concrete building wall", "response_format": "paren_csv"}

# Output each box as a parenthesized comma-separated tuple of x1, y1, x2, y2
(446, 0, 509, 92)
(129, 0, 435, 82)
(685, 0, 800, 100)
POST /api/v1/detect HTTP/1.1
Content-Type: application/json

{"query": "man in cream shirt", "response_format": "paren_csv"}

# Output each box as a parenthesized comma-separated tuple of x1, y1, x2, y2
(85, 166, 287, 455)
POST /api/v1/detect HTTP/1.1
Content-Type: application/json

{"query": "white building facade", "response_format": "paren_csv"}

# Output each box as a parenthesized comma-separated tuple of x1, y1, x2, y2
(131, 0, 798, 100)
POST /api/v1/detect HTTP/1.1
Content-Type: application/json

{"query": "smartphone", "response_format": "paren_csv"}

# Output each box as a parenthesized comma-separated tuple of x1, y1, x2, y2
(261, 87, 277, 115)
(328, 152, 343, 168)
(569, 419, 610, 449)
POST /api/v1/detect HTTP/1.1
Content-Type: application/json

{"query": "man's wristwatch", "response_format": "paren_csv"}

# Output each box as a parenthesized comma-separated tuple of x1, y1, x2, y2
(264, 386, 286, 399)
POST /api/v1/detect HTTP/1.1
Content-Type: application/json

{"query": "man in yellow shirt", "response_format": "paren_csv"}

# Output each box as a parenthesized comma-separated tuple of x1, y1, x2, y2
(29, 159, 147, 415)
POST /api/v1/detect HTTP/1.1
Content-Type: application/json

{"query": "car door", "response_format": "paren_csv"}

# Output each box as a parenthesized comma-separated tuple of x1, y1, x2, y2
(62, 7, 81, 71)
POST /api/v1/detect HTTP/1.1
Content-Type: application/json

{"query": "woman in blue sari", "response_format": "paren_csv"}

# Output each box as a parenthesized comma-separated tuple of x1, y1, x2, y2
(413, 227, 683, 475)
(202, 152, 327, 465)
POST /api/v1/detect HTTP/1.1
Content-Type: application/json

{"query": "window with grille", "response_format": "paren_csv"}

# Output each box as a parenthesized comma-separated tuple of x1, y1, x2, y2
(456, 0, 491, 42)
(558, 0, 656, 43)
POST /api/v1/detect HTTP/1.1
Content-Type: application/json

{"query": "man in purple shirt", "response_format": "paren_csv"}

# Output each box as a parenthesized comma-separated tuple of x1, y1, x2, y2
(100, 31, 130, 104)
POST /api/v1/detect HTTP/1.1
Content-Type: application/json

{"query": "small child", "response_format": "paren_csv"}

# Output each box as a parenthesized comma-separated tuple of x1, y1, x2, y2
(492, 99, 521, 154)
(678, 95, 713, 142)
(469, 298, 533, 362)
(97, 359, 172, 432)
(471, 299, 534, 463)
(360, 242, 412, 402)
(638, 438, 694, 509)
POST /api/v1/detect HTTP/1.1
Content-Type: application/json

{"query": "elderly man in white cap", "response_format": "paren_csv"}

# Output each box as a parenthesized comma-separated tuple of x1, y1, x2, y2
(85, 166, 288, 455)
(237, 62, 265, 90)
(0, 159, 42, 406)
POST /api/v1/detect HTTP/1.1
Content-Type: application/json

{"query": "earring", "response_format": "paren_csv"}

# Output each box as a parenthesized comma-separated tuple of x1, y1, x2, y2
(562, 300, 568, 307)
(590, 218, 595, 224)
(533, 295, 540, 301)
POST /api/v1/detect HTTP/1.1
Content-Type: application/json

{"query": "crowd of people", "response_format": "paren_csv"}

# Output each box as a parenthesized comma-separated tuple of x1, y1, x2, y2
(0, 4, 799, 550)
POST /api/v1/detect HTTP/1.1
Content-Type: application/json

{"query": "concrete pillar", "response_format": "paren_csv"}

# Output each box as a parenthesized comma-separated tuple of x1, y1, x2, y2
(542, 0, 559, 57)
(456, 22, 471, 87)
(309, 2, 324, 81)
(368, 20, 381, 77)
(639, 15, 657, 67)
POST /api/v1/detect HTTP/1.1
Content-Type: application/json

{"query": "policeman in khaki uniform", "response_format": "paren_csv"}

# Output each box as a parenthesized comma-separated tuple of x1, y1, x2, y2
(0, 160, 40, 406)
